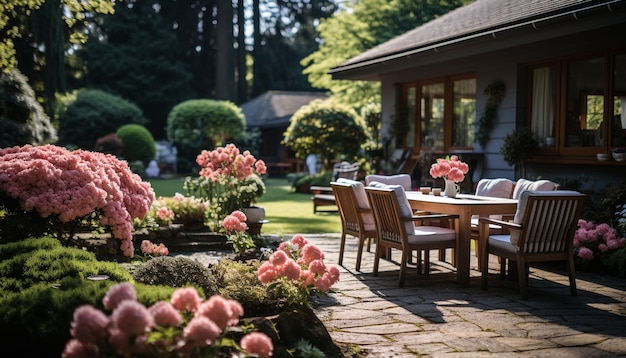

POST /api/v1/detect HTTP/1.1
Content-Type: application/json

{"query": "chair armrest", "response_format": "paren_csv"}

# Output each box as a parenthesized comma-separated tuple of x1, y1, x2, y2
(477, 217, 521, 230)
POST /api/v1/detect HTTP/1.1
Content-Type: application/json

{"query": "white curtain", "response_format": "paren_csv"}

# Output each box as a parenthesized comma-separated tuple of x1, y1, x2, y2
(531, 67, 555, 142)
(621, 97, 626, 129)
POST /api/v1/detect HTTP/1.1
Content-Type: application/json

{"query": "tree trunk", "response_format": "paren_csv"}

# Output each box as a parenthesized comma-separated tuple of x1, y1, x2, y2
(236, 0, 247, 103)
(216, 0, 234, 101)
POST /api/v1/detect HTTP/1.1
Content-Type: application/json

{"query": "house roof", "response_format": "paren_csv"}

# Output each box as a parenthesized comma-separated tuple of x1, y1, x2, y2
(241, 90, 328, 128)
(330, 0, 626, 78)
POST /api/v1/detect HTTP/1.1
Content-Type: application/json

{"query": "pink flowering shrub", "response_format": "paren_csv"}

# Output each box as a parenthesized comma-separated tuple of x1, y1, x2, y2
(134, 193, 209, 231)
(140, 240, 169, 257)
(62, 283, 273, 358)
(223, 210, 256, 255)
(0, 145, 154, 257)
(574, 219, 626, 269)
(184, 144, 267, 231)
(429, 155, 469, 183)
(257, 234, 340, 306)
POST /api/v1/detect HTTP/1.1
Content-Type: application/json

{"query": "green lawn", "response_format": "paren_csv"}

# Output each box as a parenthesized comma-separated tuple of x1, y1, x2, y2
(148, 177, 342, 235)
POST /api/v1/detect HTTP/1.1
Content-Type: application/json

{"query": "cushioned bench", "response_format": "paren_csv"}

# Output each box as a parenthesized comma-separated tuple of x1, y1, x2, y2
(311, 186, 337, 213)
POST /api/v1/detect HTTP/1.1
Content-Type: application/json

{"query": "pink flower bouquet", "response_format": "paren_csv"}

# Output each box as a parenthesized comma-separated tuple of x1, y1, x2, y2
(429, 155, 469, 183)
(0, 145, 155, 257)
(63, 283, 274, 358)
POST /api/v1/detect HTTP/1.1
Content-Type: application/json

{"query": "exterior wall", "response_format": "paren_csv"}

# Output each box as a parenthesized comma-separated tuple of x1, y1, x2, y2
(378, 22, 626, 190)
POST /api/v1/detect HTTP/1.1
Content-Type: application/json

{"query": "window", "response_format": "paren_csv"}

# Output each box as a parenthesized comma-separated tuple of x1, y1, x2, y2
(399, 74, 476, 152)
(529, 51, 626, 156)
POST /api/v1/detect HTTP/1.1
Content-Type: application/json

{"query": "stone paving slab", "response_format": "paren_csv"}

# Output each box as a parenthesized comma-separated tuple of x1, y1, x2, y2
(305, 233, 626, 357)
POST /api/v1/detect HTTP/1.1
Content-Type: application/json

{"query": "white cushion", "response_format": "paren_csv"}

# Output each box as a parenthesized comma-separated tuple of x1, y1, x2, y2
(512, 179, 557, 200)
(365, 174, 412, 190)
(336, 178, 376, 229)
(476, 178, 515, 198)
(367, 183, 414, 234)
(488, 234, 517, 253)
(407, 226, 456, 244)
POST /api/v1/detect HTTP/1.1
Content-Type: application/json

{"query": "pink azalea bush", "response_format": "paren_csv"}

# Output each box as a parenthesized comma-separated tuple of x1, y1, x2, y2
(257, 234, 340, 306)
(429, 155, 469, 183)
(223, 210, 256, 255)
(140, 240, 169, 257)
(62, 283, 273, 358)
(574, 219, 626, 264)
(185, 144, 267, 230)
(0, 145, 154, 257)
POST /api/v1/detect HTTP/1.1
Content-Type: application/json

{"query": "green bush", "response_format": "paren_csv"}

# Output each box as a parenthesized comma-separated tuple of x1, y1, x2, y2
(57, 89, 147, 150)
(132, 255, 218, 297)
(166, 99, 246, 173)
(0, 69, 57, 147)
(116, 123, 156, 164)
(283, 99, 370, 171)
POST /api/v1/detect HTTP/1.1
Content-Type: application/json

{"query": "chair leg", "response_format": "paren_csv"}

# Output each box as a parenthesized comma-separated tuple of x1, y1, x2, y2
(499, 258, 507, 280)
(366, 236, 372, 252)
(517, 259, 529, 300)
(399, 248, 409, 287)
(356, 234, 365, 272)
(567, 255, 578, 296)
(338, 233, 347, 266)
(373, 243, 382, 277)
(424, 250, 431, 275)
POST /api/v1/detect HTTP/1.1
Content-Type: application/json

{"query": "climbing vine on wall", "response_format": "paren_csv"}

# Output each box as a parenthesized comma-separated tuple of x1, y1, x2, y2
(475, 80, 506, 147)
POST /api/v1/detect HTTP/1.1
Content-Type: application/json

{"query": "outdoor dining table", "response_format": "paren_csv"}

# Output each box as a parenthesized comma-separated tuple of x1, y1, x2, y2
(405, 191, 518, 287)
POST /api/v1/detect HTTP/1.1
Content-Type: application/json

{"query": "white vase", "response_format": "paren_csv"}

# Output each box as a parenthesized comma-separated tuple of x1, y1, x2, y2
(444, 179, 459, 198)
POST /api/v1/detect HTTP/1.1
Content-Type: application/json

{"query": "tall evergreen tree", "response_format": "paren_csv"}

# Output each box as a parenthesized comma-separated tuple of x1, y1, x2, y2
(84, 0, 195, 140)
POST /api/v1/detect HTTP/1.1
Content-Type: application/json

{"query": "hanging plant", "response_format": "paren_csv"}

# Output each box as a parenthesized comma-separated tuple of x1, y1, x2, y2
(475, 80, 506, 147)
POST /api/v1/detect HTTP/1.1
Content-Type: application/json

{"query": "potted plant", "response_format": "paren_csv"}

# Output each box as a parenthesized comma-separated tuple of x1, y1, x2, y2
(500, 127, 539, 179)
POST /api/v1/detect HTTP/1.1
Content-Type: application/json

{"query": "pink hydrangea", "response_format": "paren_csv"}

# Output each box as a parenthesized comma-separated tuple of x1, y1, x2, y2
(577, 247, 594, 261)
(62, 339, 100, 358)
(269, 250, 289, 266)
(280, 259, 302, 281)
(223, 212, 248, 233)
(257, 261, 278, 284)
(103, 282, 137, 310)
(70, 305, 109, 344)
(110, 300, 155, 336)
(196, 143, 266, 182)
(148, 301, 183, 327)
(240, 332, 274, 358)
(171, 287, 203, 313)
(183, 316, 221, 347)
(195, 295, 243, 329)
(291, 234, 309, 248)
(299, 243, 324, 265)
(141, 240, 169, 257)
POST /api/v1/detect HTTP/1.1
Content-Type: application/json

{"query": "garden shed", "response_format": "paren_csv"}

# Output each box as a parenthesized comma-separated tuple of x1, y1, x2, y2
(241, 90, 328, 176)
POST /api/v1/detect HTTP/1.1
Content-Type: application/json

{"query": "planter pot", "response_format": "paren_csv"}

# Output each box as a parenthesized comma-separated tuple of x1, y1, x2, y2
(242, 206, 266, 236)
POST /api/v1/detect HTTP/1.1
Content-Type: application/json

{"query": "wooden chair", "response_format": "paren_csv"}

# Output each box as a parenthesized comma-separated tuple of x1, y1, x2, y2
(365, 186, 459, 287)
(478, 190, 585, 300)
(331, 180, 377, 271)
(470, 178, 515, 269)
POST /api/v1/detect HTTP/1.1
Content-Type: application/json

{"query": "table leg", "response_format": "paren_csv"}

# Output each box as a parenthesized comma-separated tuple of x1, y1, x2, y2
(457, 209, 472, 287)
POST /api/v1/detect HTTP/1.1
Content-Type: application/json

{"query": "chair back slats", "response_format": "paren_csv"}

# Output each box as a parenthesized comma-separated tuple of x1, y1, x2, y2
(366, 188, 404, 246)
(332, 183, 362, 235)
(519, 195, 585, 254)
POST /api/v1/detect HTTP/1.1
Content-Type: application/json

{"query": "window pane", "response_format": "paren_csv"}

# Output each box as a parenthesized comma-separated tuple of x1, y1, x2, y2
(613, 54, 626, 148)
(565, 57, 604, 147)
(530, 66, 556, 147)
(452, 78, 476, 147)
(420, 82, 444, 151)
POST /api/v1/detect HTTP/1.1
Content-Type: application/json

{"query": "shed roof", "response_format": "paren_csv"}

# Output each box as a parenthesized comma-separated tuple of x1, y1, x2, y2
(241, 91, 328, 128)
(330, 0, 624, 77)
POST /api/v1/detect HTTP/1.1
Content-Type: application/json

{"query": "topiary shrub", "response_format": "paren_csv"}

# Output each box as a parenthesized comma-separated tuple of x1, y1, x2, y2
(166, 99, 246, 173)
(283, 99, 370, 172)
(116, 123, 156, 164)
(57, 89, 147, 150)
(132, 255, 219, 297)
(0, 69, 57, 147)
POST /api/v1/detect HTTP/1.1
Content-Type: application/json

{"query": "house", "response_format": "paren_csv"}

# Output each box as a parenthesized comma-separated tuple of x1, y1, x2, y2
(241, 90, 328, 176)
(329, 0, 626, 191)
